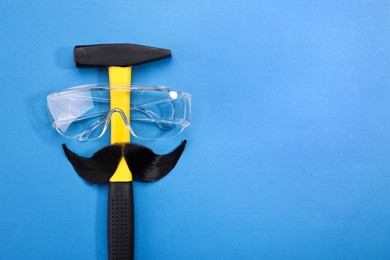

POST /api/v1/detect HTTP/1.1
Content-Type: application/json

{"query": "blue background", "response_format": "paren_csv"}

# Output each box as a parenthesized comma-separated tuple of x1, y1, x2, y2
(1, 1, 390, 259)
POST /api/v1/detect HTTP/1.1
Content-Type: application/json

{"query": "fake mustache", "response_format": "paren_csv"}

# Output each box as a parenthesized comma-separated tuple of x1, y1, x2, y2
(63, 140, 186, 184)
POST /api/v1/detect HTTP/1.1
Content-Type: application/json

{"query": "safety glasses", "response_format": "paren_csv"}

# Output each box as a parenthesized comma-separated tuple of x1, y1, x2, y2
(47, 84, 191, 141)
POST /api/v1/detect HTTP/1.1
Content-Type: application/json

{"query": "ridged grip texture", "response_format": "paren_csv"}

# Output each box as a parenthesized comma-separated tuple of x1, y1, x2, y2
(108, 182, 134, 260)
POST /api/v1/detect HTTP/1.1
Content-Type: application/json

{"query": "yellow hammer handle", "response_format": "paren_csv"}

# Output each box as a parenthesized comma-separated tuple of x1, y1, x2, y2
(108, 66, 132, 182)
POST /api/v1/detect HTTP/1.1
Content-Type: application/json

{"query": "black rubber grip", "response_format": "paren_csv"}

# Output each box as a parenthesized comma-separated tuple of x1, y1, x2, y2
(108, 182, 134, 260)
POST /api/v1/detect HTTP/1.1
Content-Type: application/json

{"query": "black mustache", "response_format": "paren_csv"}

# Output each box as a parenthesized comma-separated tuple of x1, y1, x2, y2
(63, 140, 186, 184)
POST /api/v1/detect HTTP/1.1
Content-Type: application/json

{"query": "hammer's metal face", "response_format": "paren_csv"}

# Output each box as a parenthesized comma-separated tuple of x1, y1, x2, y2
(74, 43, 172, 67)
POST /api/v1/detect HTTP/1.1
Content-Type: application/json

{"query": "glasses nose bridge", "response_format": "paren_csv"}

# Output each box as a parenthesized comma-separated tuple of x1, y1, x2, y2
(107, 108, 131, 130)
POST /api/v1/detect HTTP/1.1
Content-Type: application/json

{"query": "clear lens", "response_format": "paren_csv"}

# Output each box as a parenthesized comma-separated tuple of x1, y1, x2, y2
(130, 88, 190, 139)
(47, 84, 191, 140)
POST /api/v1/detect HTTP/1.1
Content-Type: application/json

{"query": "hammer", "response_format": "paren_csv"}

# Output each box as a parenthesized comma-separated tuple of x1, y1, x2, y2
(74, 43, 171, 260)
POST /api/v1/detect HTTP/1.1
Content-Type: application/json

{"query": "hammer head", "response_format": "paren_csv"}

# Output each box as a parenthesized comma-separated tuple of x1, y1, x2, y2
(74, 43, 171, 67)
